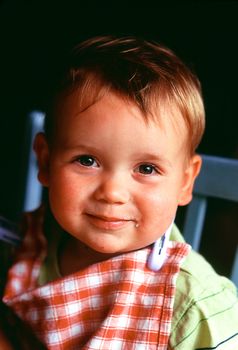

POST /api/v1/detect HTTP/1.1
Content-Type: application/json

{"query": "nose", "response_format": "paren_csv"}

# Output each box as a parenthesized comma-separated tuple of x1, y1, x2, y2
(94, 173, 130, 204)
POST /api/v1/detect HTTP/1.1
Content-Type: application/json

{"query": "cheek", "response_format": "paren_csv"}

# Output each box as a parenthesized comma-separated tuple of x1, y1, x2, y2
(139, 190, 178, 228)
(48, 173, 85, 212)
(48, 178, 87, 232)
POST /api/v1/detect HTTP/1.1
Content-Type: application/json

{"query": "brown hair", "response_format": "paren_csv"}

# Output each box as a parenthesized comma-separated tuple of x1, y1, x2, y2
(45, 35, 205, 154)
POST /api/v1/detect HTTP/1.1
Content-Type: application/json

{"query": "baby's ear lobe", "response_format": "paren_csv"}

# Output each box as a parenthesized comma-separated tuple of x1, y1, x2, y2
(33, 132, 50, 187)
(178, 154, 202, 206)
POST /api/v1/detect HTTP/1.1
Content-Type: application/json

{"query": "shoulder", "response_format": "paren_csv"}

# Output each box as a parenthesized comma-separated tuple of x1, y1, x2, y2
(1, 207, 47, 293)
(170, 225, 238, 349)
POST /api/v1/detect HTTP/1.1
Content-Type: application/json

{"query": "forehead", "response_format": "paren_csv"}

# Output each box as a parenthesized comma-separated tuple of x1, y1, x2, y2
(52, 90, 189, 152)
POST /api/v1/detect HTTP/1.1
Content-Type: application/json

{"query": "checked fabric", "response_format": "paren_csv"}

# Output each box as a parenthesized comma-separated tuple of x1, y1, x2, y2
(3, 209, 190, 349)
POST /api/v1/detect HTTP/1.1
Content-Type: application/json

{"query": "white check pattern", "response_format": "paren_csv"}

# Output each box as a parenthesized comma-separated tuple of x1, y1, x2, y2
(3, 208, 190, 349)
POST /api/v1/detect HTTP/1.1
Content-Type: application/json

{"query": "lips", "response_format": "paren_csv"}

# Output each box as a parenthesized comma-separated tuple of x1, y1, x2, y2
(85, 213, 134, 230)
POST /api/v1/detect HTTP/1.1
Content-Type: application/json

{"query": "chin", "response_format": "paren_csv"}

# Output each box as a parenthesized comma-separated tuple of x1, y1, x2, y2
(92, 244, 121, 255)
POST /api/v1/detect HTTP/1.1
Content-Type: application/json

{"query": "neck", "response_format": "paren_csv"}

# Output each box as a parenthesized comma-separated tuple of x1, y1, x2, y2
(58, 235, 120, 276)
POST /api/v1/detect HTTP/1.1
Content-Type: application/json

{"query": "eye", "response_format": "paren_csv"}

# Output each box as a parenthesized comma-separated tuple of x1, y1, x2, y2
(76, 155, 98, 167)
(136, 164, 159, 175)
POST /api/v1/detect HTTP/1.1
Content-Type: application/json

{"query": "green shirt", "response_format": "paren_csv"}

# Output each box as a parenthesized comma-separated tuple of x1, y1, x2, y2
(39, 225, 238, 349)
(170, 225, 238, 349)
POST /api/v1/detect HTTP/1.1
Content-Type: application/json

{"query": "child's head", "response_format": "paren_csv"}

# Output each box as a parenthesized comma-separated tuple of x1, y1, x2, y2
(34, 35, 205, 258)
(44, 35, 205, 156)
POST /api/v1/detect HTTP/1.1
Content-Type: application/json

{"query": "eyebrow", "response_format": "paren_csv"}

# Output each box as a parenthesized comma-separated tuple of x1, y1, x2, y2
(61, 144, 100, 154)
(61, 144, 172, 168)
(135, 152, 173, 168)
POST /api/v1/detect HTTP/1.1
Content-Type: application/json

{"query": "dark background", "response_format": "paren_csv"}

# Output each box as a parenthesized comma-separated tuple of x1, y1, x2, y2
(0, 0, 238, 275)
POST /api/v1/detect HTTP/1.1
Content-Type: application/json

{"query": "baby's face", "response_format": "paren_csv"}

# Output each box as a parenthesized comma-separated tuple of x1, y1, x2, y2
(36, 91, 200, 254)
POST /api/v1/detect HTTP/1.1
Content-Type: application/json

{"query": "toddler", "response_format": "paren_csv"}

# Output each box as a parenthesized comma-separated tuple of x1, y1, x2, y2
(2, 35, 238, 349)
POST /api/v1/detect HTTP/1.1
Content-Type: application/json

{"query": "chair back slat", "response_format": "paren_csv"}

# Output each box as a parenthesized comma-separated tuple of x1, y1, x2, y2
(183, 154, 238, 287)
(231, 247, 238, 287)
(183, 196, 207, 251)
(194, 155, 238, 202)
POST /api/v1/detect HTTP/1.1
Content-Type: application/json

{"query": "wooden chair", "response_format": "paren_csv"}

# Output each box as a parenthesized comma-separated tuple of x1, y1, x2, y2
(22, 111, 45, 212)
(0, 111, 44, 246)
(183, 154, 238, 287)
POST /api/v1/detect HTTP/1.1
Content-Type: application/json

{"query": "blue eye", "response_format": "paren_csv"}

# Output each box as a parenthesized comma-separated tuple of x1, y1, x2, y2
(77, 155, 98, 167)
(137, 164, 158, 175)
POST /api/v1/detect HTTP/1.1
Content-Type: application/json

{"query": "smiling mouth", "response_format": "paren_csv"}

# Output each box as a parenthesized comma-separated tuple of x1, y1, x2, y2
(85, 214, 134, 230)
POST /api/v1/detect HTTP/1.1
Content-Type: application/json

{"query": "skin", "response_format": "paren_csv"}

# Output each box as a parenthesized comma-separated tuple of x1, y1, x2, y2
(34, 91, 201, 274)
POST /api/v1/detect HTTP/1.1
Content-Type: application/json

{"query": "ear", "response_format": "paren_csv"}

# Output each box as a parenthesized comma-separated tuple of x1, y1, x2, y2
(178, 154, 202, 206)
(33, 132, 50, 187)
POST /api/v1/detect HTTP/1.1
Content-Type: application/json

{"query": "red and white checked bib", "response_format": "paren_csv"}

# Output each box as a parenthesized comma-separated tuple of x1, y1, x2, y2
(3, 209, 190, 349)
